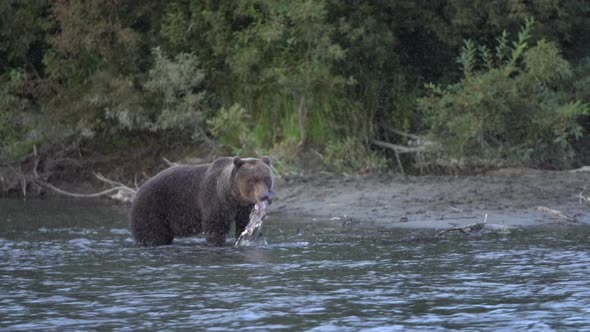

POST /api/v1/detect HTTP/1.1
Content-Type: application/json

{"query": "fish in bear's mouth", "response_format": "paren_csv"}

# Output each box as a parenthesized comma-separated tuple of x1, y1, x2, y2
(236, 191, 277, 246)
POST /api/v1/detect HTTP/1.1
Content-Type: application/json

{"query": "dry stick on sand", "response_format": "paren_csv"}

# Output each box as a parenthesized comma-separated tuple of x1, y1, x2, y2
(579, 185, 590, 206)
(434, 223, 485, 238)
(435, 214, 488, 238)
(434, 214, 518, 238)
(536, 206, 577, 222)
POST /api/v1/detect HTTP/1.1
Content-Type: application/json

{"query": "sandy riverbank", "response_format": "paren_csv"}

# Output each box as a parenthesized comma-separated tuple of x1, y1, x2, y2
(272, 169, 590, 230)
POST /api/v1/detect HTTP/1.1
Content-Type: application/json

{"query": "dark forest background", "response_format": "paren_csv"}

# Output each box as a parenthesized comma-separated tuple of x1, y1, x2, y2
(2, 1, 590, 179)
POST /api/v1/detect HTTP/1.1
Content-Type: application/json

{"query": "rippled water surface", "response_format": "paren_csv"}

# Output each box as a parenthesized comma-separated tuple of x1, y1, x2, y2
(1, 199, 590, 331)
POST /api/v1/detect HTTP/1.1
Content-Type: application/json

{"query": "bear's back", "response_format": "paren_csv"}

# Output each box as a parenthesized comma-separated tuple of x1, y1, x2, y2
(130, 164, 209, 238)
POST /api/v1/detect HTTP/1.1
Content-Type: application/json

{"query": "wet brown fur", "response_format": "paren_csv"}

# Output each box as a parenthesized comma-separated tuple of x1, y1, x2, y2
(129, 156, 273, 246)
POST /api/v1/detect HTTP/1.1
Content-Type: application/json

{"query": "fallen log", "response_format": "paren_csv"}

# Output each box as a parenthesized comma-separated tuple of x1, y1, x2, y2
(536, 206, 577, 222)
(35, 173, 136, 203)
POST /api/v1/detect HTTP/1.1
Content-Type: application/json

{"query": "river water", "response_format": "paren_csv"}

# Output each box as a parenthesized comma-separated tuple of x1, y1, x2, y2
(1, 199, 590, 331)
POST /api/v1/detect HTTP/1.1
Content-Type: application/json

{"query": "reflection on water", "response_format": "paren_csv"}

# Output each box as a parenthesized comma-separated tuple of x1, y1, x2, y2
(1, 199, 590, 331)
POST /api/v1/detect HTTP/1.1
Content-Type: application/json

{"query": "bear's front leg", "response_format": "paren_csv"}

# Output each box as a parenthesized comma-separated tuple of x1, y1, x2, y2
(234, 205, 253, 239)
(206, 231, 227, 246)
(203, 209, 233, 246)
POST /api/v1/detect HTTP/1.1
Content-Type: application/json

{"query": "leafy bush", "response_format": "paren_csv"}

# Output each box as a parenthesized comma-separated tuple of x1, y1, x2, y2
(142, 48, 208, 140)
(419, 18, 589, 168)
(572, 57, 590, 103)
(3, 1, 590, 175)
(207, 103, 256, 155)
(77, 48, 208, 144)
(0, 70, 40, 160)
(324, 137, 387, 174)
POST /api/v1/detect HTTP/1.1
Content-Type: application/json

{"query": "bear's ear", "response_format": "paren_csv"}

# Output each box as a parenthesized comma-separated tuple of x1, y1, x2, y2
(233, 156, 244, 168)
(261, 156, 271, 166)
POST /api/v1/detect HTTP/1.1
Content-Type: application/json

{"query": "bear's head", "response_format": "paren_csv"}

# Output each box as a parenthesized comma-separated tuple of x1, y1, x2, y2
(233, 156, 276, 205)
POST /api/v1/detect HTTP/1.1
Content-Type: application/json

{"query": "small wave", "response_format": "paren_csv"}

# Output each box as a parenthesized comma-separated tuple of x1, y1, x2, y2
(110, 228, 129, 235)
(37, 227, 98, 236)
(67, 238, 94, 248)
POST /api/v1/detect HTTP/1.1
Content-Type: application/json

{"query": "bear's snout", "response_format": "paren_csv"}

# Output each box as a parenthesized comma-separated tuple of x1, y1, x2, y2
(260, 190, 277, 205)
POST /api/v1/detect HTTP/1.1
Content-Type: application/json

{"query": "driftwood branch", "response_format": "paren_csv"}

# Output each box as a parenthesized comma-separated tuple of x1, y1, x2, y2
(434, 214, 517, 238)
(386, 128, 423, 140)
(435, 214, 487, 238)
(372, 136, 441, 176)
(372, 140, 432, 154)
(435, 222, 518, 238)
(579, 185, 590, 206)
(35, 173, 136, 203)
(373, 139, 430, 176)
(37, 180, 131, 198)
(435, 222, 486, 238)
(94, 172, 127, 187)
(536, 206, 577, 222)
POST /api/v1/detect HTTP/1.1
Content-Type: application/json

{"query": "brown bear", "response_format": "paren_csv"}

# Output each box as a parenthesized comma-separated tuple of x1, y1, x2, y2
(129, 156, 275, 246)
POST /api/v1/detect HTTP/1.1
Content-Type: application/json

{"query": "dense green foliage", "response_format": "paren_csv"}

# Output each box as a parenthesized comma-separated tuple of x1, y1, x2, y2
(419, 19, 589, 168)
(1, 1, 589, 173)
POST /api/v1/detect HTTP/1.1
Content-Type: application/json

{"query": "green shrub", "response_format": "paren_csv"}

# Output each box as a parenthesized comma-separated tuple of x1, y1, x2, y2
(138, 48, 208, 140)
(207, 103, 257, 155)
(419, 18, 589, 168)
(66, 48, 210, 147)
(0, 70, 41, 160)
(324, 137, 387, 174)
(572, 57, 590, 103)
